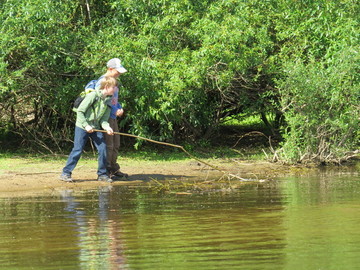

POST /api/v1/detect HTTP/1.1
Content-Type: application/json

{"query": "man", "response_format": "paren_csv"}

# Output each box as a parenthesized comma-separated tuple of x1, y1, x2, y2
(96, 58, 128, 180)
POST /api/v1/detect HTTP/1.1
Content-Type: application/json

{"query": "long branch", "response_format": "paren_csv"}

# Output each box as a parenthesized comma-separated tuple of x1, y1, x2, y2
(93, 129, 247, 180)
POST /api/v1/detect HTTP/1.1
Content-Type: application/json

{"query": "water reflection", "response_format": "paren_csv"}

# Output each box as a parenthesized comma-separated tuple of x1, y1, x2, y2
(0, 172, 359, 269)
(281, 174, 360, 270)
(61, 187, 128, 269)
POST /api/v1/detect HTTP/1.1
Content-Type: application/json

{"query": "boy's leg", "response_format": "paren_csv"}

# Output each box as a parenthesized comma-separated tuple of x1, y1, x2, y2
(62, 126, 89, 176)
(91, 131, 108, 176)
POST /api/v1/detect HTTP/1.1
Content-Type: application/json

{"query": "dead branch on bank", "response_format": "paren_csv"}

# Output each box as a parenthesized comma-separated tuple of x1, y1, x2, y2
(94, 129, 248, 181)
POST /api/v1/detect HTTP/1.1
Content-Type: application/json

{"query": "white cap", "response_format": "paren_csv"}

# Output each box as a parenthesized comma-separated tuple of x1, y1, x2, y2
(107, 58, 127, 73)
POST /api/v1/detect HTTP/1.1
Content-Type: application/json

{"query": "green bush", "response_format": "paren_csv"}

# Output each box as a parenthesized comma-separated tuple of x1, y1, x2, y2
(0, 0, 358, 163)
(278, 47, 359, 163)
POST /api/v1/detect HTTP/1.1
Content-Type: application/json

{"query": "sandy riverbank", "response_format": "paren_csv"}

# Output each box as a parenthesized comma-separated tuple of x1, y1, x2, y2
(0, 156, 303, 197)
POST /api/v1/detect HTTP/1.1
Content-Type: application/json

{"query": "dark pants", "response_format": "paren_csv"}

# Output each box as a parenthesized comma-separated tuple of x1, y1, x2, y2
(62, 126, 107, 177)
(104, 118, 121, 173)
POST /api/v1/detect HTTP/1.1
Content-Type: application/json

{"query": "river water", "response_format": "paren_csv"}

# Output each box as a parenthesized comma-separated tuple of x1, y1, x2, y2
(0, 170, 359, 270)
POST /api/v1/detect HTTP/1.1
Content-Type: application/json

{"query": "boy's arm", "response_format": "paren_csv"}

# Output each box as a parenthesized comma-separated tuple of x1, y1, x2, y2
(99, 107, 111, 131)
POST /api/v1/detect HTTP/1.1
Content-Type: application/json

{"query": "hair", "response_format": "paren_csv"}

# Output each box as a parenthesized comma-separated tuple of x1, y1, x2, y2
(99, 76, 117, 89)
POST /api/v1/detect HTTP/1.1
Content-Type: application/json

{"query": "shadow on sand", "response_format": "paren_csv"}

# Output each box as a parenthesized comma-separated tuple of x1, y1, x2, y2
(73, 174, 194, 183)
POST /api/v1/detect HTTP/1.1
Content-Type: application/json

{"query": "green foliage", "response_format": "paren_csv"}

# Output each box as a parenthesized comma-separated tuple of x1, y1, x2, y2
(273, 1, 360, 163)
(0, 0, 358, 163)
(84, 0, 281, 142)
(278, 47, 359, 162)
(0, 0, 93, 151)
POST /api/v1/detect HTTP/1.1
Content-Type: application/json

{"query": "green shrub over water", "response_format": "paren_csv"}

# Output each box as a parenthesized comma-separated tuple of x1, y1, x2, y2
(278, 48, 359, 163)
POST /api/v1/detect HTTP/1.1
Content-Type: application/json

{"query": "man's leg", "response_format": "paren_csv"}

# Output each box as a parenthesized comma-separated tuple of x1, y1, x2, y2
(105, 118, 120, 173)
(112, 118, 121, 169)
(105, 118, 128, 179)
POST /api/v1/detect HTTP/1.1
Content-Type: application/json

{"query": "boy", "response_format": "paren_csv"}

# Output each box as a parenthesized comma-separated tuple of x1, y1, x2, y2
(96, 58, 128, 180)
(60, 76, 116, 183)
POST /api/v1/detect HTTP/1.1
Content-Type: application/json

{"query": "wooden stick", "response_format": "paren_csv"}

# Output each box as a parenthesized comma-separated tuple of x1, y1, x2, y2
(93, 129, 247, 180)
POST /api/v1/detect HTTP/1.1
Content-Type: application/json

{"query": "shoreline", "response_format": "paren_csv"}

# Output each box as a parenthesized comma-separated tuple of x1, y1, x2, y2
(0, 156, 358, 197)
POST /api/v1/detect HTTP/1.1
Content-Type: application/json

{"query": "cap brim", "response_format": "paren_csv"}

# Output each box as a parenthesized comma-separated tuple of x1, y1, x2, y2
(116, 66, 127, 73)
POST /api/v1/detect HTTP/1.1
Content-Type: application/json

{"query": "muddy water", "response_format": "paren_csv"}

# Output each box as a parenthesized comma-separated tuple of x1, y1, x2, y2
(0, 171, 359, 270)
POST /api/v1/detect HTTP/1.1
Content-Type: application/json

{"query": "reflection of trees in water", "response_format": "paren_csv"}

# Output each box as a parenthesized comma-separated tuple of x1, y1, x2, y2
(118, 186, 287, 269)
(61, 187, 128, 269)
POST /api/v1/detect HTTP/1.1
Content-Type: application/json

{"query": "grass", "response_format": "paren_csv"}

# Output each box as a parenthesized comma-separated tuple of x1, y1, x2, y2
(0, 143, 267, 164)
(222, 114, 267, 129)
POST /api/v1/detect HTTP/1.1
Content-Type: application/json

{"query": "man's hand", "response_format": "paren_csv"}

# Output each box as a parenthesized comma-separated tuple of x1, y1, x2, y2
(116, 108, 124, 117)
(85, 125, 94, 133)
(106, 127, 114, 135)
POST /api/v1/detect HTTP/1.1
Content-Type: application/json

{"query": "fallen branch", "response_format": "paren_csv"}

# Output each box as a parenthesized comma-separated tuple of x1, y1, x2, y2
(94, 129, 248, 181)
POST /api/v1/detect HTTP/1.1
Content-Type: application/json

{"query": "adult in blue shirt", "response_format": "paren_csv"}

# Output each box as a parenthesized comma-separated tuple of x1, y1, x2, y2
(96, 58, 128, 180)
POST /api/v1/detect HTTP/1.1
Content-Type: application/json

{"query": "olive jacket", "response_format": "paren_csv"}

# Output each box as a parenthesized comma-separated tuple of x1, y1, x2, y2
(75, 90, 112, 130)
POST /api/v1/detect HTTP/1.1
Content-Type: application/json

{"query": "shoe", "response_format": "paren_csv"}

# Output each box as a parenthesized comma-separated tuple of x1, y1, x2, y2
(97, 175, 113, 183)
(60, 174, 74, 182)
(112, 171, 129, 179)
(111, 172, 129, 181)
(111, 175, 126, 181)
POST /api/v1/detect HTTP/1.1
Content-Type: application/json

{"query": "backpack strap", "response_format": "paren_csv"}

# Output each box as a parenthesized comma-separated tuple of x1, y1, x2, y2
(90, 96, 99, 111)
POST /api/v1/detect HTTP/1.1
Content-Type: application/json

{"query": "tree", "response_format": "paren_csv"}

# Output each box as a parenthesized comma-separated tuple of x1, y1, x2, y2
(0, 0, 92, 151)
(0, 0, 358, 164)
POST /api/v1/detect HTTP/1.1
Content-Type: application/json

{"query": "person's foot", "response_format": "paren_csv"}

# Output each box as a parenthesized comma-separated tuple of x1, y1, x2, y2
(60, 174, 74, 182)
(97, 175, 113, 183)
(111, 171, 129, 181)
